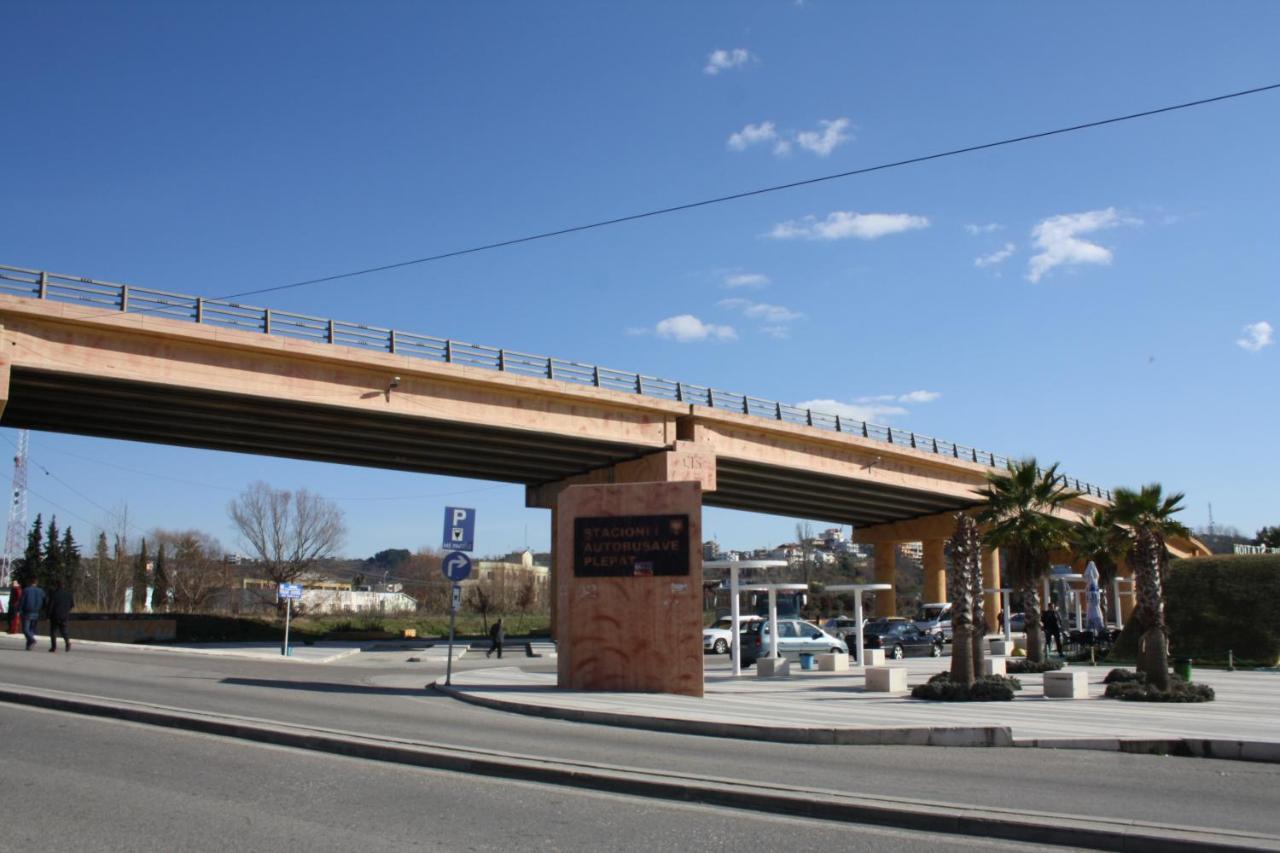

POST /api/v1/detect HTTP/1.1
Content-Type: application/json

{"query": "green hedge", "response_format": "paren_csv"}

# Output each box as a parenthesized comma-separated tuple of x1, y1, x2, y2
(1166, 555, 1280, 665)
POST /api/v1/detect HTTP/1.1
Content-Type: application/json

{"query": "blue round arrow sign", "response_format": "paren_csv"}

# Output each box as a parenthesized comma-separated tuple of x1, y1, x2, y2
(441, 551, 473, 582)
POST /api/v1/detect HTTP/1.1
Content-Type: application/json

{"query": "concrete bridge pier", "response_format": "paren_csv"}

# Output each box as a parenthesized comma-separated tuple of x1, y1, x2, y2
(981, 548, 1002, 632)
(526, 441, 717, 638)
(872, 543, 897, 618)
(922, 538, 947, 604)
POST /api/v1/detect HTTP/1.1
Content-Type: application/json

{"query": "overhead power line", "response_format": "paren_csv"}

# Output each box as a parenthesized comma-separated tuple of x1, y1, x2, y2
(219, 82, 1280, 301)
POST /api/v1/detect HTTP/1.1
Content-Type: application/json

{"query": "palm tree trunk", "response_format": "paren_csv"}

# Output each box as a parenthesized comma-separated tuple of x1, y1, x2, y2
(951, 625, 974, 685)
(946, 514, 980, 686)
(1020, 583, 1045, 663)
(971, 565, 986, 677)
(1131, 530, 1170, 690)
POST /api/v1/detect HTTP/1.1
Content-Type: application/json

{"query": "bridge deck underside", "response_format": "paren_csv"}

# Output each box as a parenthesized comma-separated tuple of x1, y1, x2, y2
(2, 368, 653, 485)
(709, 459, 980, 527)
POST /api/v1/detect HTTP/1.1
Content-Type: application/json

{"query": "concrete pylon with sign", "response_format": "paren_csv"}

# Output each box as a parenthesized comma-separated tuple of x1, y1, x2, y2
(555, 480, 703, 697)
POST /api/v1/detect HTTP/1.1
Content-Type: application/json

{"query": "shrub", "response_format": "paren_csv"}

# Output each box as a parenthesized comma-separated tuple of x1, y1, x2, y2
(1103, 668, 1145, 684)
(1006, 658, 1063, 674)
(911, 674, 1016, 701)
(1165, 554, 1280, 665)
(1104, 680, 1215, 702)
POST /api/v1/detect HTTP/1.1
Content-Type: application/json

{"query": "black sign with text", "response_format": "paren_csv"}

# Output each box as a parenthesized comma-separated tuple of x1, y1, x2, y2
(574, 514, 691, 577)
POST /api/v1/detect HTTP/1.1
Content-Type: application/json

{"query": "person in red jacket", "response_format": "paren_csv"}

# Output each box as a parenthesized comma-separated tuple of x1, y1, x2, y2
(6, 580, 20, 634)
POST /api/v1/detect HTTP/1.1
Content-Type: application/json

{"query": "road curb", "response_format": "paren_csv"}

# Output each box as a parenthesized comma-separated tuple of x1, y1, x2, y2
(432, 681, 1012, 747)
(1, 685, 1275, 853)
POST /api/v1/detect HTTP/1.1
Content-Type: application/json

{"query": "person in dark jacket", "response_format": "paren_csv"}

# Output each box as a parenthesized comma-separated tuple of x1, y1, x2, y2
(47, 580, 74, 653)
(485, 618, 505, 659)
(18, 579, 45, 650)
(1041, 602, 1063, 656)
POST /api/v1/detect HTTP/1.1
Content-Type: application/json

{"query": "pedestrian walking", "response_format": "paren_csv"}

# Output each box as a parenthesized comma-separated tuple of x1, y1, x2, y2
(6, 580, 21, 635)
(18, 578, 45, 651)
(47, 580, 74, 653)
(1042, 601, 1064, 656)
(485, 618, 505, 659)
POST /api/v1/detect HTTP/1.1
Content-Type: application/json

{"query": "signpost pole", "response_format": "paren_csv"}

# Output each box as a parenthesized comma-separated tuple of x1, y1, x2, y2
(446, 584, 458, 686)
(282, 596, 291, 657)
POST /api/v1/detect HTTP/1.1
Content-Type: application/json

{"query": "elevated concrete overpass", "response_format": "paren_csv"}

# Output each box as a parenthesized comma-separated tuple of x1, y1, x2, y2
(0, 264, 1127, 619)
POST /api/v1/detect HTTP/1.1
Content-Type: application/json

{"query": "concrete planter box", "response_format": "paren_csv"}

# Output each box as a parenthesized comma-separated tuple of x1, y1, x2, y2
(1043, 670, 1089, 698)
(865, 666, 907, 692)
(817, 653, 849, 672)
(756, 657, 791, 678)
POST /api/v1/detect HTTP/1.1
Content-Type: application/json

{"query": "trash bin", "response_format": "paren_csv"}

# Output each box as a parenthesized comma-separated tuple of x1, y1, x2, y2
(1173, 656, 1193, 681)
(799, 653, 815, 671)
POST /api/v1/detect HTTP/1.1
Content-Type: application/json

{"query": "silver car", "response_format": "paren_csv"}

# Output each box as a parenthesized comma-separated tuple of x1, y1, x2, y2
(741, 619, 848, 666)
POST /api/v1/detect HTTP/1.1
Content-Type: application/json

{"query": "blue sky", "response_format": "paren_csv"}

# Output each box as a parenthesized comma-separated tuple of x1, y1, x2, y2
(2, 1, 1277, 558)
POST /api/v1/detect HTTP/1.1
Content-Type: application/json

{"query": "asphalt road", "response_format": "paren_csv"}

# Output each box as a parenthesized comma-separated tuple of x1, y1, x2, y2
(1, 642, 1277, 838)
(0, 703, 1084, 853)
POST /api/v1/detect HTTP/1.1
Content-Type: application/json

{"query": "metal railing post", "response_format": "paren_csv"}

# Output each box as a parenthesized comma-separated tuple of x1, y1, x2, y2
(707, 388, 715, 407)
(742, 396, 749, 415)
(389, 329, 398, 354)
(195, 297, 204, 323)
(675, 382, 683, 402)
(835, 416, 842, 432)
(806, 409, 813, 426)
(886, 426, 893, 444)
(38, 271, 48, 299)
(327, 319, 335, 344)
(932, 438, 938, 453)
(547, 359, 555, 380)
(498, 349, 506, 371)
(910, 432, 917, 449)
(120, 285, 130, 312)
(861, 422, 869, 439)
(592, 366, 601, 387)
(445, 340, 453, 363)
(263, 309, 271, 334)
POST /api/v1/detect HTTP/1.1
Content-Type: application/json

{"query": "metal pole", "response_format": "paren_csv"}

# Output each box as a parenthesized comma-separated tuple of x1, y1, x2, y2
(282, 597, 291, 656)
(1002, 591, 1012, 642)
(853, 591, 866, 667)
(445, 584, 458, 686)
(729, 562, 741, 677)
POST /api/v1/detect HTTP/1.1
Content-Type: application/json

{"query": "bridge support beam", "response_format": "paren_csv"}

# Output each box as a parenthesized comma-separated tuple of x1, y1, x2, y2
(981, 548, 1001, 633)
(873, 543, 897, 618)
(528, 442, 716, 639)
(0, 351, 9, 422)
(922, 539, 946, 604)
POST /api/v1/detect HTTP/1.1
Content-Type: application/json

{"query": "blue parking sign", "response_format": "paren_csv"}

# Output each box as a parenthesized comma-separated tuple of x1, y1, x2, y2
(443, 506, 475, 551)
(442, 551, 472, 582)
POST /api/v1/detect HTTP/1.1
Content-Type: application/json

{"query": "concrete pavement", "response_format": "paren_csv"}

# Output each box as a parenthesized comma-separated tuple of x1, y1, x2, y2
(441, 656, 1280, 761)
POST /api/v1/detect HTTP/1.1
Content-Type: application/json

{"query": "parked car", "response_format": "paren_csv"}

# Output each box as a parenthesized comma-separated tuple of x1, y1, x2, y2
(702, 615, 762, 654)
(740, 619, 848, 666)
(914, 602, 953, 643)
(822, 615, 865, 643)
(862, 620, 944, 659)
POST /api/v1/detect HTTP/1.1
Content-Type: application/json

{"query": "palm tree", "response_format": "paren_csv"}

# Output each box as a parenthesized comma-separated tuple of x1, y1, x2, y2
(945, 513, 982, 686)
(1108, 484, 1187, 691)
(1070, 509, 1123, 624)
(977, 459, 1079, 663)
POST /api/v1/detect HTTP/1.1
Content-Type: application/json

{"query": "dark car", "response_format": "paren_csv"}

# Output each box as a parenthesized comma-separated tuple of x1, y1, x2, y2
(862, 620, 943, 659)
(822, 615, 863, 643)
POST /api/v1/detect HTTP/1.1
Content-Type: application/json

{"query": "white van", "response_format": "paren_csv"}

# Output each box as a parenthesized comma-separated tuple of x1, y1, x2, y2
(914, 602, 953, 643)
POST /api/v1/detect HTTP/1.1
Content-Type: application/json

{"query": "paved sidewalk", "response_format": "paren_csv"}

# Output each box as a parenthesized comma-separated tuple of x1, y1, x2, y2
(442, 658, 1280, 760)
(0, 633, 460, 664)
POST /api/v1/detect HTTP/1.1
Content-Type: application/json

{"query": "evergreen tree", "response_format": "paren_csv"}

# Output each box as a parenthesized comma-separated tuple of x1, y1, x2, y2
(12, 514, 43, 586)
(61, 526, 81, 594)
(42, 516, 64, 589)
(132, 538, 150, 613)
(94, 531, 110, 609)
(153, 543, 169, 612)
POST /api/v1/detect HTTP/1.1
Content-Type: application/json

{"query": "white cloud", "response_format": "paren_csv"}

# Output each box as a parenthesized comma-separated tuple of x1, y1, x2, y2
(727, 121, 777, 151)
(704, 48, 752, 75)
(1026, 207, 1140, 283)
(794, 389, 941, 424)
(895, 390, 941, 404)
(1237, 321, 1273, 352)
(654, 314, 737, 343)
(768, 211, 930, 241)
(795, 398, 907, 422)
(794, 118, 851, 157)
(965, 223, 1003, 235)
(718, 298, 803, 323)
(975, 242, 1016, 268)
(761, 325, 791, 339)
(773, 139, 792, 156)
(723, 272, 770, 289)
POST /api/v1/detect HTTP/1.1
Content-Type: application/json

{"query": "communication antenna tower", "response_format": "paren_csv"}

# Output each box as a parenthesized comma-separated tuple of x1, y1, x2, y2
(1207, 502, 1216, 537)
(1, 430, 30, 586)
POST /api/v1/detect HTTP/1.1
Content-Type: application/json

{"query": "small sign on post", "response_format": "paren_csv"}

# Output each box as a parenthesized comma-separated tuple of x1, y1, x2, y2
(277, 583, 303, 656)
(442, 506, 475, 552)
(451, 584, 462, 612)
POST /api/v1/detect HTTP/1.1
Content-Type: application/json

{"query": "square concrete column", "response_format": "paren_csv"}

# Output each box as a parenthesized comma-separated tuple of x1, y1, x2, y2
(873, 543, 897, 618)
(1117, 561, 1135, 622)
(922, 539, 946, 604)
(981, 548, 1001, 633)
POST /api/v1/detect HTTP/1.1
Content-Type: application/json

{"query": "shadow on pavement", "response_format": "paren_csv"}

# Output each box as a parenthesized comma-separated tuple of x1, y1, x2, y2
(220, 677, 438, 697)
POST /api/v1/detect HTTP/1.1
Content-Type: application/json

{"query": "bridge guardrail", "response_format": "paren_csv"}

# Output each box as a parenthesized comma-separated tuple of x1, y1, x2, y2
(0, 263, 1111, 500)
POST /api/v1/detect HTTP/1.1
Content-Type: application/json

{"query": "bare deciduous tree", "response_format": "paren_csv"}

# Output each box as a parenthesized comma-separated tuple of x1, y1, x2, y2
(152, 529, 226, 613)
(228, 482, 346, 584)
